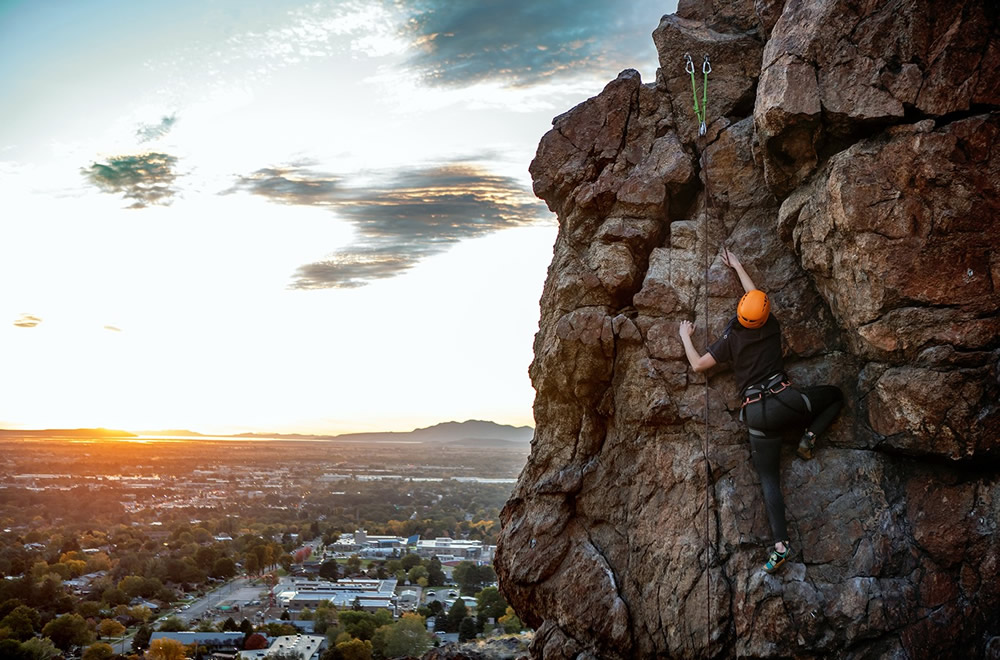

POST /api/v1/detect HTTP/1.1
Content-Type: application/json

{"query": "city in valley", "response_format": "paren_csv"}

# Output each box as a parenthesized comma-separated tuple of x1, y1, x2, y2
(0, 423, 532, 660)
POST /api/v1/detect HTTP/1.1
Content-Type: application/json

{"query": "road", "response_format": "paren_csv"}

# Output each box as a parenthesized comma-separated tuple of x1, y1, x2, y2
(178, 576, 266, 622)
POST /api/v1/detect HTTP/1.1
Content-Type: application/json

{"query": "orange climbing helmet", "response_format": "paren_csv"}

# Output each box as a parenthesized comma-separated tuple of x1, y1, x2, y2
(737, 289, 770, 328)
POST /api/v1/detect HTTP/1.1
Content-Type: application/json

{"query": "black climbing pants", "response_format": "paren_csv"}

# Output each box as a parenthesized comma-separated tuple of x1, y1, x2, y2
(745, 385, 843, 542)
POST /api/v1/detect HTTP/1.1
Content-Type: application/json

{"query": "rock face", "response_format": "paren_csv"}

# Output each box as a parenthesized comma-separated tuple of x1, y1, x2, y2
(495, 1, 1000, 658)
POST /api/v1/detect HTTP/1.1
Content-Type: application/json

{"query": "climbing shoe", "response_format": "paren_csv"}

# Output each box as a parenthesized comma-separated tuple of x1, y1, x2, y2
(764, 543, 790, 574)
(797, 431, 816, 460)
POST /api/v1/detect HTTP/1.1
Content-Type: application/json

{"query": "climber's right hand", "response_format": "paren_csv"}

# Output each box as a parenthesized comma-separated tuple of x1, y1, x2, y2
(679, 320, 696, 339)
(721, 248, 741, 269)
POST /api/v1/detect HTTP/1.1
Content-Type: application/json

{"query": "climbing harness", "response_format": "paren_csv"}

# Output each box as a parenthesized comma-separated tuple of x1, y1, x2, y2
(741, 373, 791, 409)
(684, 53, 711, 135)
(741, 373, 814, 439)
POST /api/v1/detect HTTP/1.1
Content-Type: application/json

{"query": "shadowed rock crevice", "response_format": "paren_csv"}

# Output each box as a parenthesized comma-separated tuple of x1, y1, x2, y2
(497, 0, 1000, 658)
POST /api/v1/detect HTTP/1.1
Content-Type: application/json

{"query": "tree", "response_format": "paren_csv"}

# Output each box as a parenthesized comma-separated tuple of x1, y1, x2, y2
(212, 556, 237, 579)
(346, 555, 361, 575)
(41, 613, 93, 651)
(279, 553, 294, 572)
(313, 603, 337, 635)
(319, 560, 340, 581)
(132, 625, 153, 653)
(458, 616, 477, 642)
(81, 642, 114, 660)
(157, 615, 186, 632)
(498, 606, 523, 634)
(452, 561, 492, 595)
(0, 598, 24, 620)
(1, 604, 40, 641)
(400, 554, 421, 571)
(20, 636, 60, 660)
(371, 614, 433, 659)
(445, 599, 467, 633)
(338, 611, 374, 640)
(147, 638, 186, 660)
(427, 557, 446, 587)
(245, 553, 260, 576)
(222, 616, 239, 631)
(406, 565, 428, 585)
(97, 618, 125, 640)
(128, 604, 153, 624)
(475, 586, 507, 621)
(244, 633, 268, 650)
(0, 639, 28, 660)
(325, 637, 372, 660)
(239, 618, 254, 635)
(195, 619, 217, 632)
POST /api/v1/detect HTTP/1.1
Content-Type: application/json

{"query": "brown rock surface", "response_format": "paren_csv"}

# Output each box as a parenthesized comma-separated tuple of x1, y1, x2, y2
(496, 1, 1000, 658)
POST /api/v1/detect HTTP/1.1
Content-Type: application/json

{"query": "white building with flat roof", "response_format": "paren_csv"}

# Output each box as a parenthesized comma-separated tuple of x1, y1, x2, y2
(238, 634, 326, 660)
(414, 537, 492, 561)
(274, 577, 399, 612)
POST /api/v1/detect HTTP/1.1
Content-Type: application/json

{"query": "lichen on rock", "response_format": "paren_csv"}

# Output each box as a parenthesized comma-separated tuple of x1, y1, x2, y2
(495, 1, 1000, 658)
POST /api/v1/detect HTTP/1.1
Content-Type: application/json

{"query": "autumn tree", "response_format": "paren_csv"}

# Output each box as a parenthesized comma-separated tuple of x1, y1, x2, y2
(97, 618, 126, 640)
(244, 633, 268, 650)
(147, 637, 186, 660)
(81, 642, 114, 660)
(498, 606, 523, 633)
(322, 637, 372, 660)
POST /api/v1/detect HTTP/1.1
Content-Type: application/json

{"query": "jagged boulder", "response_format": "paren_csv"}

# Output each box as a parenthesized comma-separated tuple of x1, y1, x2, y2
(496, 1, 1000, 658)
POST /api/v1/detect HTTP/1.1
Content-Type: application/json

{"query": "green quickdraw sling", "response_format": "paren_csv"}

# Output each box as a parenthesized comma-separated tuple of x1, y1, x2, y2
(684, 53, 711, 136)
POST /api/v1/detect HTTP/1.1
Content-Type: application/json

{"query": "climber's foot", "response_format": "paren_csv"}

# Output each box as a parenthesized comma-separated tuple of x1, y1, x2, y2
(764, 542, 790, 574)
(797, 431, 816, 460)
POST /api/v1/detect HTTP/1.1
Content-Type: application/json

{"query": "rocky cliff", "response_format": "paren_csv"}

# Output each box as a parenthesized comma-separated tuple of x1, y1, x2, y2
(495, 1, 1000, 658)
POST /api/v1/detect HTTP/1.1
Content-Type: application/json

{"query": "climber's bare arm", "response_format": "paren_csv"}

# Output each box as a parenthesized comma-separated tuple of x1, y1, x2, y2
(721, 248, 757, 293)
(679, 320, 717, 372)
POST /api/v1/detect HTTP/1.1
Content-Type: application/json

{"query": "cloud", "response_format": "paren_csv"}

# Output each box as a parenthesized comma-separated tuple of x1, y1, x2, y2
(136, 115, 177, 143)
(232, 163, 549, 288)
(81, 152, 179, 208)
(14, 314, 42, 328)
(396, 0, 663, 86)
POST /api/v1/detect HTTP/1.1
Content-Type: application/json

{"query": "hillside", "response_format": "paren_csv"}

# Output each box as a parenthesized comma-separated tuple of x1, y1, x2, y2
(495, 1, 1000, 658)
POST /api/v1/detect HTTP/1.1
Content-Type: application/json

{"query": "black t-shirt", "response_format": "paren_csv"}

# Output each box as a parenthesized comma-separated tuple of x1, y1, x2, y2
(706, 315, 784, 393)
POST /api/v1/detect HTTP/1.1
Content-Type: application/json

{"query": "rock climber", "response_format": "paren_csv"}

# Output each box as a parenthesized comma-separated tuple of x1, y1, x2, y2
(677, 248, 843, 573)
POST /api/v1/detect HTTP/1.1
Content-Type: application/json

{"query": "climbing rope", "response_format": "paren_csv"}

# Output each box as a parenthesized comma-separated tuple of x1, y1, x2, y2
(685, 51, 716, 656)
(685, 53, 712, 136)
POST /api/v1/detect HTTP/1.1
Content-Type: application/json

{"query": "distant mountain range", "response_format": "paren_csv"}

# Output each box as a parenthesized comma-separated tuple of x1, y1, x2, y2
(0, 420, 534, 444)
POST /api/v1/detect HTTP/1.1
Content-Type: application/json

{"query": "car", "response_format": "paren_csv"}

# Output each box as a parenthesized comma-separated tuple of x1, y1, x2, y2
(447, 591, 458, 597)
(426, 591, 436, 597)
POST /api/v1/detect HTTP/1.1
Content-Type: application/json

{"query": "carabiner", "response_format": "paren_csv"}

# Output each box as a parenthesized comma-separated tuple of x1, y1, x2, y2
(703, 54, 712, 74)
(684, 53, 695, 74)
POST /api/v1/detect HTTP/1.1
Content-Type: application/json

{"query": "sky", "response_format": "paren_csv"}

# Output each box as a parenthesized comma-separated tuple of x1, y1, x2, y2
(0, 0, 670, 435)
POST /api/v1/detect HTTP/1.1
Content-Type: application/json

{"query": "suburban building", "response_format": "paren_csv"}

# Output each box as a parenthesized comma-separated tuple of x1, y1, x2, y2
(150, 631, 244, 654)
(238, 634, 326, 660)
(273, 577, 399, 612)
